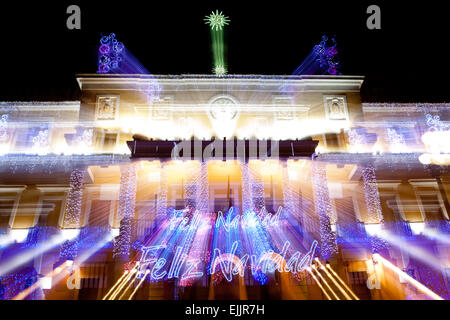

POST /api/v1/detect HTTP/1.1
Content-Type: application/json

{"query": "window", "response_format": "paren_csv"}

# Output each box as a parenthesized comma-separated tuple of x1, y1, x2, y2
(0, 200, 15, 228)
(0, 187, 25, 228)
(102, 132, 118, 152)
(324, 133, 341, 150)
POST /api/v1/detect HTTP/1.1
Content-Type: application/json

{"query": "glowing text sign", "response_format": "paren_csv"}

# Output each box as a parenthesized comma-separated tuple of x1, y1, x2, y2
(136, 240, 318, 283)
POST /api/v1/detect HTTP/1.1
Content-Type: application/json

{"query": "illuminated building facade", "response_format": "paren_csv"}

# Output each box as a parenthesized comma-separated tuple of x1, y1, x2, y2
(0, 73, 449, 300)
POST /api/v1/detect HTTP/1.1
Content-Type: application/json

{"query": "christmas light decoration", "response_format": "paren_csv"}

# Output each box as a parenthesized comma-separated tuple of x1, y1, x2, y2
(361, 165, 389, 253)
(240, 163, 254, 213)
(205, 10, 229, 76)
(0, 114, 8, 142)
(386, 128, 408, 153)
(137, 239, 318, 283)
(59, 168, 84, 261)
(213, 65, 227, 76)
(97, 33, 125, 74)
(75, 128, 93, 151)
(293, 35, 341, 76)
(114, 163, 137, 260)
(204, 10, 230, 31)
(311, 161, 337, 260)
(347, 128, 367, 153)
(413, 260, 450, 300)
(249, 164, 265, 211)
(362, 166, 383, 224)
(0, 266, 41, 300)
(281, 163, 301, 221)
(156, 164, 168, 224)
(31, 129, 49, 155)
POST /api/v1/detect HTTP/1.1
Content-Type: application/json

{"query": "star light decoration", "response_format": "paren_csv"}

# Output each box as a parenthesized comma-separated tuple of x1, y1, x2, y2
(213, 65, 227, 76)
(204, 10, 230, 31)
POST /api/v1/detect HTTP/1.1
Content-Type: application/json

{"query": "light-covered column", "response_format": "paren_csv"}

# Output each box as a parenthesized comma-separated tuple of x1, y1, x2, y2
(183, 161, 209, 213)
(156, 162, 168, 222)
(362, 166, 384, 224)
(113, 163, 137, 260)
(184, 162, 198, 209)
(250, 163, 265, 212)
(362, 165, 388, 253)
(282, 162, 301, 219)
(239, 162, 254, 213)
(311, 161, 337, 260)
(59, 168, 84, 261)
(196, 162, 210, 213)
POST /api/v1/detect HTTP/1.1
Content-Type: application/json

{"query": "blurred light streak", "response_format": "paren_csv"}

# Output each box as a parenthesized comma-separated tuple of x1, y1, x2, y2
(128, 270, 150, 300)
(326, 263, 360, 300)
(311, 265, 340, 300)
(108, 263, 139, 300)
(379, 231, 445, 271)
(12, 260, 71, 300)
(0, 234, 66, 276)
(373, 254, 444, 300)
(422, 228, 450, 245)
(102, 270, 130, 300)
(315, 258, 353, 300)
(307, 268, 332, 300)
(118, 270, 140, 300)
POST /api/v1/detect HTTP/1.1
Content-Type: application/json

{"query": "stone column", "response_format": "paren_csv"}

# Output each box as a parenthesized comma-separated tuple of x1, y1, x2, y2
(311, 161, 337, 260)
(113, 163, 137, 261)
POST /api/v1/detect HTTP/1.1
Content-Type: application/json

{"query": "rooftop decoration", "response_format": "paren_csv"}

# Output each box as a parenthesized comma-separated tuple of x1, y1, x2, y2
(205, 10, 229, 76)
(97, 33, 125, 74)
(204, 10, 230, 31)
(293, 35, 342, 76)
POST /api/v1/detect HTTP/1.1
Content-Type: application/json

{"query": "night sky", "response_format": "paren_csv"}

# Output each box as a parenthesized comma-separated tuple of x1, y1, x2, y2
(0, 1, 448, 102)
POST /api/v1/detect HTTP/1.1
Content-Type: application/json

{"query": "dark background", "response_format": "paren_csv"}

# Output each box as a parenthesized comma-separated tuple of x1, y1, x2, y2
(0, 1, 447, 102)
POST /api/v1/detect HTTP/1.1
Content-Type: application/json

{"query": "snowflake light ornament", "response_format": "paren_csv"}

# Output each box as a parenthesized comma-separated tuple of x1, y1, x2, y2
(204, 10, 230, 31)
